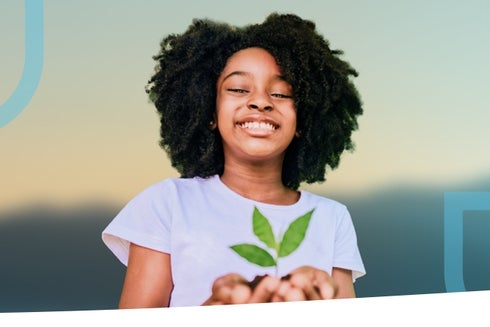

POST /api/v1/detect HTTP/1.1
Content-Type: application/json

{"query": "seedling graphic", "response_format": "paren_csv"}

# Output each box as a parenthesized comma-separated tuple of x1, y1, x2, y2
(230, 206, 315, 276)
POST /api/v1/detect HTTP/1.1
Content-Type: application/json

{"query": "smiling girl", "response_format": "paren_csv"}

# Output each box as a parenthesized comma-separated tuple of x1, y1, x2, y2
(102, 13, 365, 307)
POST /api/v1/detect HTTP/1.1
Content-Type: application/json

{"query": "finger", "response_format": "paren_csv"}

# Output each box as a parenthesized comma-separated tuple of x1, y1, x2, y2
(206, 274, 251, 305)
(283, 286, 306, 302)
(288, 273, 322, 300)
(312, 270, 337, 299)
(272, 280, 291, 302)
(202, 297, 225, 305)
(274, 280, 306, 302)
(210, 283, 251, 305)
(229, 283, 252, 304)
(211, 273, 248, 292)
(248, 275, 280, 303)
(286, 266, 338, 300)
(315, 281, 337, 299)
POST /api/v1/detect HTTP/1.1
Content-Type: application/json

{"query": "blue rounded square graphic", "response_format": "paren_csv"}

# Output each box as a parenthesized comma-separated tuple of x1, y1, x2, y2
(444, 192, 490, 292)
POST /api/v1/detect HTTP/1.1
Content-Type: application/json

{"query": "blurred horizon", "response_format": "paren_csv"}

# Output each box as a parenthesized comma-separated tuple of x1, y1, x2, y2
(2, 168, 489, 217)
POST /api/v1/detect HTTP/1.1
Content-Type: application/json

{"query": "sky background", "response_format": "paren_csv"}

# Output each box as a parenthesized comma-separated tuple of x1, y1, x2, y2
(1, 0, 490, 212)
(1, 0, 490, 313)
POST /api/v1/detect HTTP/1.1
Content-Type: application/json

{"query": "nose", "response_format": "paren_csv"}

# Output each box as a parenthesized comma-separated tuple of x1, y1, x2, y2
(247, 93, 273, 111)
(247, 100, 272, 111)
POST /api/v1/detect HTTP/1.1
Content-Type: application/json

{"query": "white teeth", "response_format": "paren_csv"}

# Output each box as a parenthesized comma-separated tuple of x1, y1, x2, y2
(241, 121, 275, 130)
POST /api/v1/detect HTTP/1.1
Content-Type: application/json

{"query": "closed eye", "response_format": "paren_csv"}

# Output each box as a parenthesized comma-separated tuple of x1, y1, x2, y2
(271, 93, 293, 99)
(227, 88, 249, 94)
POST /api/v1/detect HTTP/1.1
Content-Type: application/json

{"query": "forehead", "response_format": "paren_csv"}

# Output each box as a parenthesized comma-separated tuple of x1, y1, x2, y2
(222, 47, 280, 71)
(218, 47, 285, 83)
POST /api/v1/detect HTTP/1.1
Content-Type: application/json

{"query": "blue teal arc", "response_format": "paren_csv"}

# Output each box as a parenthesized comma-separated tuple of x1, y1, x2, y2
(0, 0, 44, 128)
(444, 192, 490, 292)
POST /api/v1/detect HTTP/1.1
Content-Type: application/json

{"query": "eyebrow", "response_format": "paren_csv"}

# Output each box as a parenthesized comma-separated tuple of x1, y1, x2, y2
(221, 71, 249, 82)
(221, 71, 288, 83)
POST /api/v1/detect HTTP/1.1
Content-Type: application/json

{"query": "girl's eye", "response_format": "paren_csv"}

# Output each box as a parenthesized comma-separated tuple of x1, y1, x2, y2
(227, 88, 249, 94)
(271, 93, 293, 99)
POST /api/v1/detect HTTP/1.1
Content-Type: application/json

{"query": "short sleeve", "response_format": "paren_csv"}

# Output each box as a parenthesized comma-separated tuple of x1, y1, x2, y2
(101, 181, 174, 266)
(333, 206, 366, 281)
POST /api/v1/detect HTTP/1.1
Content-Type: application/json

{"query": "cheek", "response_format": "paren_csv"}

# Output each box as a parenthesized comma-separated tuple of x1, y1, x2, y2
(215, 97, 239, 122)
(286, 109, 298, 129)
(214, 96, 225, 123)
(214, 107, 233, 135)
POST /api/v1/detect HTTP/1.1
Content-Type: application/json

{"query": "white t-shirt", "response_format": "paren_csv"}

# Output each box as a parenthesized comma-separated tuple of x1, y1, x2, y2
(102, 175, 365, 307)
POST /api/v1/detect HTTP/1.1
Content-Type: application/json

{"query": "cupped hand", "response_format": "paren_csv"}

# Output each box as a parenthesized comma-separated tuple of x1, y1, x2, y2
(271, 266, 338, 302)
(202, 273, 281, 305)
(202, 266, 337, 305)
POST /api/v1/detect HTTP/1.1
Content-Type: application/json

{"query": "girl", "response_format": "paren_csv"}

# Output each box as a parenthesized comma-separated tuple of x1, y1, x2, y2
(102, 12, 365, 307)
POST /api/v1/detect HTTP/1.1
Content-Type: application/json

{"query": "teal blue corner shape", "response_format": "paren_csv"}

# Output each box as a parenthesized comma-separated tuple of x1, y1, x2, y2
(0, 0, 44, 127)
(444, 192, 490, 292)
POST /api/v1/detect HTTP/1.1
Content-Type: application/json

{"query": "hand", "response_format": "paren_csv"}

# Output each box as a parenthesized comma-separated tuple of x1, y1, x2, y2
(202, 266, 338, 305)
(271, 266, 338, 302)
(202, 273, 281, 305)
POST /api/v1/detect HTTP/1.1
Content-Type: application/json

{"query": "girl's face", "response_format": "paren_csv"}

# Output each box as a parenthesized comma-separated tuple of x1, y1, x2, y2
(216, 47, 297, 166)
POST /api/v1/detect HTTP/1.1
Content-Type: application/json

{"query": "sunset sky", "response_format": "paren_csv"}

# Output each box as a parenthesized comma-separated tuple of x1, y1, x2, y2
(1, 0, 489, 213)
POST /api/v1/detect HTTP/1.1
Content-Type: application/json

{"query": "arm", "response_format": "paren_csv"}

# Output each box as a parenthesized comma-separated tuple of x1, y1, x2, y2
(119, 242, 173, 308)
(332, 267, 356, 298)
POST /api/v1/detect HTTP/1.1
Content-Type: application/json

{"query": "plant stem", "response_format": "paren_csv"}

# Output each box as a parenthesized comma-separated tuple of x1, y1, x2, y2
(274, 254, 279, 277)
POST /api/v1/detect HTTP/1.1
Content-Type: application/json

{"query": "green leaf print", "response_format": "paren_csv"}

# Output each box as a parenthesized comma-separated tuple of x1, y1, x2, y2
(252, 207, 277, 250)
(230, 244, 276, 267)
(230, 206, 315, 274)
(278, 209, 314, 258)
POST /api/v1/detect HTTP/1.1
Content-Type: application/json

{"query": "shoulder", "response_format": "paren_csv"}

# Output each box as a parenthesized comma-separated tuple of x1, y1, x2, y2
(136, 175, 216, 194)
(297, 191, 353, 228)
(299, 190, 348, 212)
(127, 175, 219, 204)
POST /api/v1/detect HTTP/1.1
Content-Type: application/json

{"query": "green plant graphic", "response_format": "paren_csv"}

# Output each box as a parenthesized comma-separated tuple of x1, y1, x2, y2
(230, 206, 315, 276)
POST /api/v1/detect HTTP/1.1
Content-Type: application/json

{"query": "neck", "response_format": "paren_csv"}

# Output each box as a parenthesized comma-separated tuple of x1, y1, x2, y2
(220, 164, 299, 205)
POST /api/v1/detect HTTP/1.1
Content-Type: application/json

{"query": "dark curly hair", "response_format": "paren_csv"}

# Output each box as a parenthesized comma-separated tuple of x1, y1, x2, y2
(146, 13, 363, 190)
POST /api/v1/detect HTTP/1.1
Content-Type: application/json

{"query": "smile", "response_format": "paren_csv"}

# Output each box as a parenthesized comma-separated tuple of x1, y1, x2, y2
(238, 121, 278, 131)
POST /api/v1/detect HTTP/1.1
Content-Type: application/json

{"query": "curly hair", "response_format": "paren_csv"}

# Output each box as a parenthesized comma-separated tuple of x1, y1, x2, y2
(146, 13, 363, 190)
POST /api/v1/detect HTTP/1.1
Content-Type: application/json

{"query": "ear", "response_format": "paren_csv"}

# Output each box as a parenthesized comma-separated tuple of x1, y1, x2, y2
(209, 113, 218, 130)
